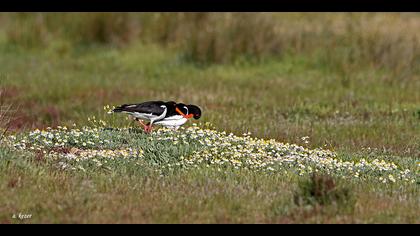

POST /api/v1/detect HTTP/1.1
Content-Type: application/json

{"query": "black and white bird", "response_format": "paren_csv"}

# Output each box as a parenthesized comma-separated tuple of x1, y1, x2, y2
(111, 101, 201, 132)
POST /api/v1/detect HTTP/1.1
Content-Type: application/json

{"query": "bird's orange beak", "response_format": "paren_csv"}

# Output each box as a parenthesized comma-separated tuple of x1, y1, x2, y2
(176, 107, 194, 119)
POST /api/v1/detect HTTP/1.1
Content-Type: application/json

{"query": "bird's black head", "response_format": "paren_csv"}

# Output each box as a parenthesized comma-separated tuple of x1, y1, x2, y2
(187, 105, 201, 119)
(173, 102, 202, 119)
(175, 103, 188, 115)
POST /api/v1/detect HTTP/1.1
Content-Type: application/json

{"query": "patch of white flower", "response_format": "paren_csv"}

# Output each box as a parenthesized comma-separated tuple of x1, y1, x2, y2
(151, 124, 417, 184)
(5, 123, 417, 184)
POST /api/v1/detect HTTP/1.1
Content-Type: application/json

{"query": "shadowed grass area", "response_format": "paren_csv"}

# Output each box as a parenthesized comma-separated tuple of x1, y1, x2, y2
(2, 13, 419, 75)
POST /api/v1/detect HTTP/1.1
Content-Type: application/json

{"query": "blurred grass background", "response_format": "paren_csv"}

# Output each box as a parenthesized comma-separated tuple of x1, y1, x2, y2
(0, 12, 419, 158)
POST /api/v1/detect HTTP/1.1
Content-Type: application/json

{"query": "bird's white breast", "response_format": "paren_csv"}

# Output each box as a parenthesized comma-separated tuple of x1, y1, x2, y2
(154, 115, 188, 127)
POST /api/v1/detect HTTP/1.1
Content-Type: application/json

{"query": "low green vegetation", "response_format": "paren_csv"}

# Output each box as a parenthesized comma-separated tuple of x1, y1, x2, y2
(1, 125, 418, 223)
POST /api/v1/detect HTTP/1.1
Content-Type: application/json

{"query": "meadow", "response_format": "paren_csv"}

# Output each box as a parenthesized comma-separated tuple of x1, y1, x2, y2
(0, 13, 419, 223)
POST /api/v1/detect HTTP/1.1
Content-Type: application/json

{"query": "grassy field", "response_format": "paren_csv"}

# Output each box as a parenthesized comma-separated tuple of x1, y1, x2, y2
(0, 13, 419, 223)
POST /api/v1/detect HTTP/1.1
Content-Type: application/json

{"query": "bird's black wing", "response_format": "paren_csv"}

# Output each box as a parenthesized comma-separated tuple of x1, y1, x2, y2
(113, 101, 166, 115)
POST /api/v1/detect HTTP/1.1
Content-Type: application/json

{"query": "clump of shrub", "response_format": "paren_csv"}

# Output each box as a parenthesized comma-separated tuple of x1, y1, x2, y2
(294, 173, 355, 209)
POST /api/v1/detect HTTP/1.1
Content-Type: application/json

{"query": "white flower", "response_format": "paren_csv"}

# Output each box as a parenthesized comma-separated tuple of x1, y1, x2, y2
(388, 174, 396, 183)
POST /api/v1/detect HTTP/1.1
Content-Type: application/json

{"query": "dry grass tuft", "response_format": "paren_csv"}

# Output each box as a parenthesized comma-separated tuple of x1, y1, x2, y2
(0, 86, 13, 142)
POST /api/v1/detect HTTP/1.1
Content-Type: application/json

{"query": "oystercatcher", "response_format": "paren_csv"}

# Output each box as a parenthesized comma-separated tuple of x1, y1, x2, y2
(111, 101, 201, 132)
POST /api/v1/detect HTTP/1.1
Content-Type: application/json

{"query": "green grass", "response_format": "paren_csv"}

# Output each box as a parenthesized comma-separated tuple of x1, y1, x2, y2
(1, 41, 419, 158)
(0, 13, 419, 223)
(1, 145, 418, 224)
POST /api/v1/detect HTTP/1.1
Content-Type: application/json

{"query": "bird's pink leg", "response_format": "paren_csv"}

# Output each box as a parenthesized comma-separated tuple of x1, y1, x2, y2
(138, 120, 153, 133)
(137, 120, 149, 132)
(145, 124, 154, 133)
